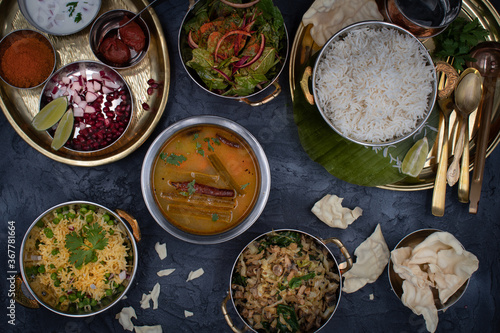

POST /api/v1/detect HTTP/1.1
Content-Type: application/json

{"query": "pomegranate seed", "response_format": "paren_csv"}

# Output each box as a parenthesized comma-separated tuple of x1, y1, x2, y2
(142, 102, 150, 110)
(147, 78, 155, 85)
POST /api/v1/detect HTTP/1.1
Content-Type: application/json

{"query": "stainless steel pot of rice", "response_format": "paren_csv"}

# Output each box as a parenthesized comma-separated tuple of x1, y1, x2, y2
(310, 21, 440, 147)
(221, 229, 353, 333)
(17, 201, 140, 317)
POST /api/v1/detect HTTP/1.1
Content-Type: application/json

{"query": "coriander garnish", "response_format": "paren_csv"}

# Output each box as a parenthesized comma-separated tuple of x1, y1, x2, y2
(433, 18, 489, 71)
(160, 152, 187, 166)
(65, 222, 109, 267)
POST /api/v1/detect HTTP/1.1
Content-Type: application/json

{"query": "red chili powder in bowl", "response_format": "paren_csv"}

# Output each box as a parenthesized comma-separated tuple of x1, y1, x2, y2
(0, 34, 55, 88)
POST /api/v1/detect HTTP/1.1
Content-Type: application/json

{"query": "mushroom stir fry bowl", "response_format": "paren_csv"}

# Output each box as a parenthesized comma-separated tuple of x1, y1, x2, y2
(222, 229, 353, 333)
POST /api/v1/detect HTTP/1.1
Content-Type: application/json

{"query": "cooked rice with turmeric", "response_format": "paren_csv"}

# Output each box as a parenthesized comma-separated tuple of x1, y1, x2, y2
(231, 231, 340, 332)
(23, 204, 132, 313)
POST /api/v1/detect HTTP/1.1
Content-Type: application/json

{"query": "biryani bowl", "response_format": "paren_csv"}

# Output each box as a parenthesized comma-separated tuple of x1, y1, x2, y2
(17, 201, 140, 317)
(310, 21, 439, 147)
(141, 116, 271, 244)
(222, 229, 353, 332)
(178, 0, 289, 106)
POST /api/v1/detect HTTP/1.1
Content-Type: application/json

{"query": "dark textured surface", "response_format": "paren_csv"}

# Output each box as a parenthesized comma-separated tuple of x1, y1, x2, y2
(1, 0, 500, 332)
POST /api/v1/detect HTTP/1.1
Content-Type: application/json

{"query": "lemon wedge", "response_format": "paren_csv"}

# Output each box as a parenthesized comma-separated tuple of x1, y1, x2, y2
(51, 110, 74, 151)
(402, 137, 429, 178)
(32, 97, 68, 131)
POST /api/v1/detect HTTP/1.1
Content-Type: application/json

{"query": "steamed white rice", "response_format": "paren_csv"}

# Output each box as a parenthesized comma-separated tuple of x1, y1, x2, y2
(314, 26, 434, 143)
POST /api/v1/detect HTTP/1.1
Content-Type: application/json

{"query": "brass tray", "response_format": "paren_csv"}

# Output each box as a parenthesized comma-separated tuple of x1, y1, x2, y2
(0, 0, 170, 166)
(290, 0, 500, 190)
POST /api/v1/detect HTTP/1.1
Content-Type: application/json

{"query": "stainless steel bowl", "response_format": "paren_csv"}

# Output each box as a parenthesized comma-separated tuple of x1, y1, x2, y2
(18, 201, 140, 317)
(90, 9, 150, 69)
(18, 0, 101, 36)
(222, 229, 353, 332)
(141, 115, 271, 244)
(312, 21, 437, 147)
(0, 29, 56, 89)
(388, 229, 470, 311)
(178, 0, 289, 106)
(39, 60, 133, 153)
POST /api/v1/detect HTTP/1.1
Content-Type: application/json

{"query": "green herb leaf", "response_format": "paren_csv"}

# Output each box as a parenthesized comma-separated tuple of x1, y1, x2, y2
(187, 180, 196, 196)
(240, 182, 249, 190)
(196, 142, 204, 156)
(74, 12, 82, 23)
(65, 223, 108, 267)
(276, 304, 299, 333)
(211, 213, 219, 221)
(231, 273, 247, 287)
(433, 18, 489, 71)
(160, 152, 187, 166)
(66, 2, 78, 17)
(289, 272, 315, 289)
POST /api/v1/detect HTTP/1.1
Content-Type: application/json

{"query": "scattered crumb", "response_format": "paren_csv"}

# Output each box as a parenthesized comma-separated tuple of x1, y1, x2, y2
(369, 294, 374, 301)
(157, 268, 176, 277)
(135, 325, 162, 333)
(115, 306, 137, 331)
(184, 310, 194, 318)
(155, 242, 167, 260)
(140, 283, 161, 310)
(186, 268, 204, 282)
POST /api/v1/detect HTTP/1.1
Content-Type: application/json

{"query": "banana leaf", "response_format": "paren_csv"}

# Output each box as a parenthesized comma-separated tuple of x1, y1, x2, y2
(293, 60, 439, 187)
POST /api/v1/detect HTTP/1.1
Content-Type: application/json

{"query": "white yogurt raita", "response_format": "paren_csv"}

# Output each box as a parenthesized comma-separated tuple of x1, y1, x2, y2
(25, 0, 101, 35)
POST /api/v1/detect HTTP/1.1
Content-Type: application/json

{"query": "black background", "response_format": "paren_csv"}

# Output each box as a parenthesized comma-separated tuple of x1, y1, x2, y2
(1, 0, 499, 332)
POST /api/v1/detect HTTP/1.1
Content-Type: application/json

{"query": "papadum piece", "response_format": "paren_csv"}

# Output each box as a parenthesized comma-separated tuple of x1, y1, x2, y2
(311, 194, 362, 229)
(343, 224, 390, 293)
(302, 0, 384, 46)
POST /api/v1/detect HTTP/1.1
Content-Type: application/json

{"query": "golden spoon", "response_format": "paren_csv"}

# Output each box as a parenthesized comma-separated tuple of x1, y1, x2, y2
(446, 69, 482, 188)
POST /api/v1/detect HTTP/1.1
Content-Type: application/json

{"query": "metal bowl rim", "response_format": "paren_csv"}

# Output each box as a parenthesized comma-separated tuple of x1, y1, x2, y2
(228, 228, 343, 333)
(387, 228, 470, 311)
(177, 0, 289, 101)
(17, 0, 102, 36)
(38, 60, 134, 153)
(89, 9, 151, 69)
(0, 29, 56, 89)
(141, 115, 271, 244)
(312, 20, 438, 147)
(19, 200, 139, 317)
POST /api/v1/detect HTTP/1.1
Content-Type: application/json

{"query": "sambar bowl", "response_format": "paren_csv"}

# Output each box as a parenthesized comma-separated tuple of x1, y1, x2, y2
(311, 21, 438, 147)
(18, 201, 140, 317)
(0, 29, 56, 89)
(141, 115, 271, 244)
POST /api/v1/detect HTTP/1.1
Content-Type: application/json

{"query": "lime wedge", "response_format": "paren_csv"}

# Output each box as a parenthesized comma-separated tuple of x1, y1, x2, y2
(401, 137, 429, 178)
(51, 110, 74, 151)
(32, 97, 68, 131)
